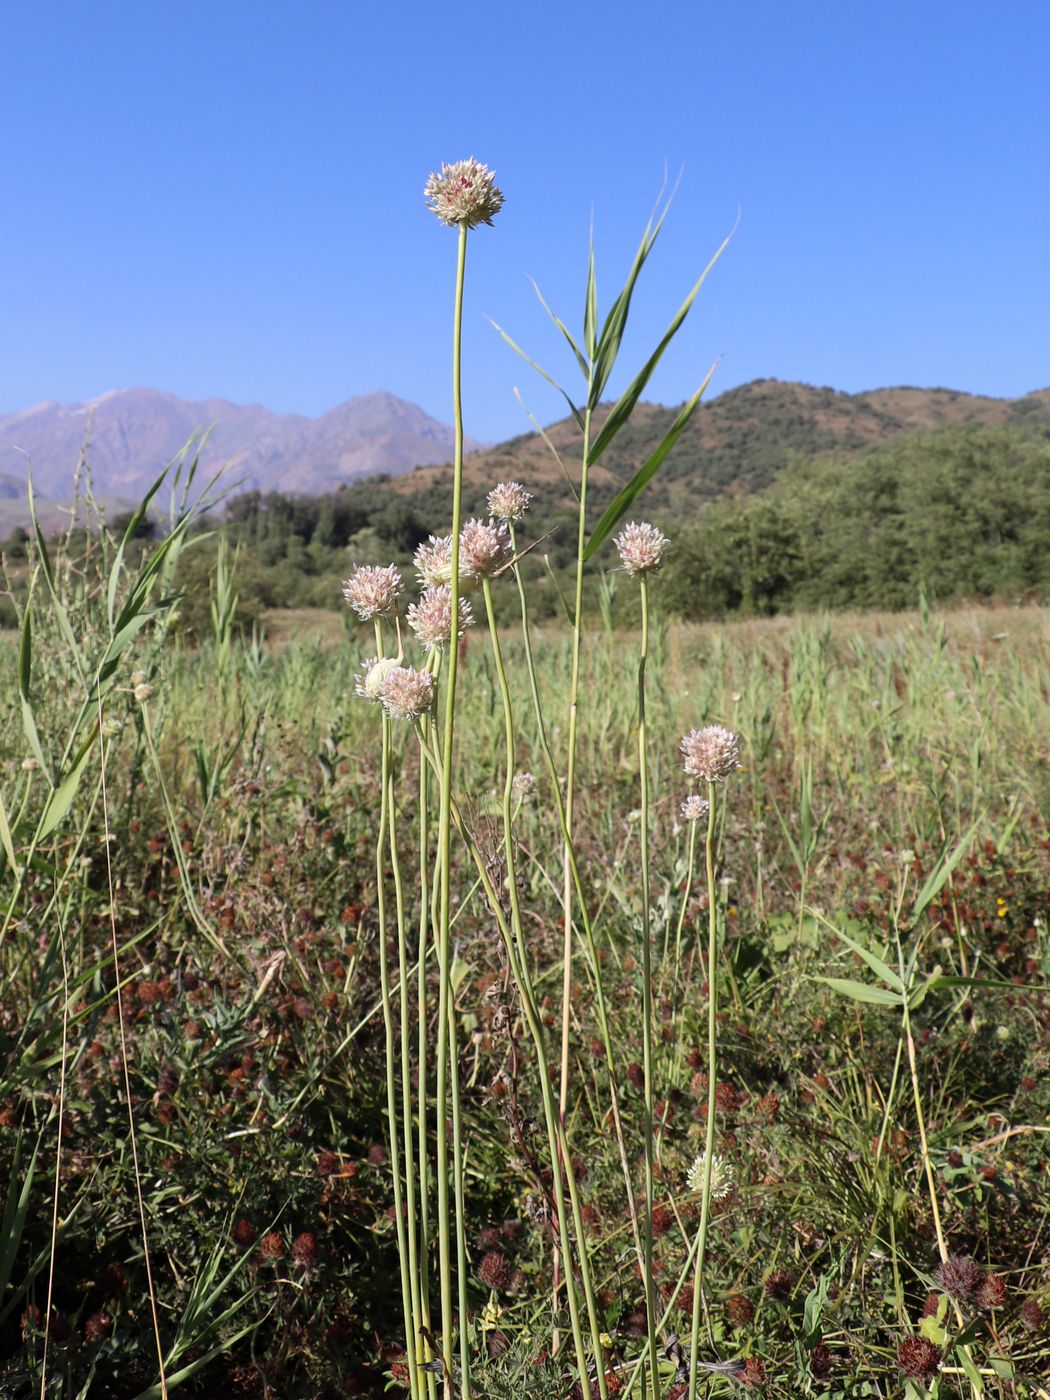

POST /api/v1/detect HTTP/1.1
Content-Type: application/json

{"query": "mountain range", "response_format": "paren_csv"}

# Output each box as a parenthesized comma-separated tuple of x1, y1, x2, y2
(3, 380, 1050, 534)
(0, 388, 482, 504)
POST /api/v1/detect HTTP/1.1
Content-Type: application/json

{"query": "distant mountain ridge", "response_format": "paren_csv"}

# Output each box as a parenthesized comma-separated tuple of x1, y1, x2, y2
(389, 378, 1050, 518)
(0, 388, 483, 501)
(4, 380, 1050, 533)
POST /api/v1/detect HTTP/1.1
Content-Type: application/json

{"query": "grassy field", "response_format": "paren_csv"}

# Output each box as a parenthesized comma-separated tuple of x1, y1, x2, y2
(1, 573, 1048, 1398)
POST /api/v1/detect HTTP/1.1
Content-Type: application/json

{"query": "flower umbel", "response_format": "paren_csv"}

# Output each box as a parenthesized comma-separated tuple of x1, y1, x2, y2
(680, 725, 741, 783)
(424, 158, 505, 229)
(614, 520, 669, 576)
(512, 771, 537, 801)
(354, 655, 400, 703)
(379, 666, 435, 722)
(460, 518, 511, 579)
(414, 534, 455, 589)
(342, 564, 403, 621)
(687, 1151, 733, 1199)
(407, 585, 475, 651)
(681, 794, 711, 823)
(487, 481, 532, 522)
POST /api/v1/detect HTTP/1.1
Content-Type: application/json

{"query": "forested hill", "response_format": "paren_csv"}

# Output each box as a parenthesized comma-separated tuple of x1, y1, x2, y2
(385, 378, 1050, 521)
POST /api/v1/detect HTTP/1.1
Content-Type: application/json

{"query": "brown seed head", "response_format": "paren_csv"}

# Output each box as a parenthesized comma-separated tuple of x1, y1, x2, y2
(897, 1336, 940, 1379)
(933, 1254, 982, 1301)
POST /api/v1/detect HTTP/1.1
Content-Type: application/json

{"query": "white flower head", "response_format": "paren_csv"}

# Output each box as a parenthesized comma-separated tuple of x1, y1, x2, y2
(460, 517, 511, 579)
(342, 563, 403, 621)
(680, 726, 742, 783)
(614, 521, 669, 577)
(681, 794, 710, 823)
(487, 481, 532, 522)
(424, 158, 505, 229)
(407, 585, 475, 651)
(686, 1151, 733, 1199)
(379, 665, 435, 722)
(355, 655, 399, 703)
(414, 534, 453, 588)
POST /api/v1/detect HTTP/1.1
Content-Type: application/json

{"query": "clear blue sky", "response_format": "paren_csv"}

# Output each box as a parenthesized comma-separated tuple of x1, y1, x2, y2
(3, 1, 1048, 443)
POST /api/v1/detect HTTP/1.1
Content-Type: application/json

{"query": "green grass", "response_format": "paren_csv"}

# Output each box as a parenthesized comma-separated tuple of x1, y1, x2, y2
(2, 587, 1049, 1397)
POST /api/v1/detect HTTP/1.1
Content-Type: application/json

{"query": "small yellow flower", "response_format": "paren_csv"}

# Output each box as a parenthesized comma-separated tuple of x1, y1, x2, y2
(481, 1300, 503, 1332)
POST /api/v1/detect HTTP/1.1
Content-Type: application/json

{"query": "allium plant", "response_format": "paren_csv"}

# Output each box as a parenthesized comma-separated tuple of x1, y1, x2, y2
(343, 166, 730, 1400)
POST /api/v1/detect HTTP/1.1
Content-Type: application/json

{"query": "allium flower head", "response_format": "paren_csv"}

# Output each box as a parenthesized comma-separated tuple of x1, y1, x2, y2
(378, 666, 435, 722)
(414, 534, 454, 588)
(614, 520, 669, 576)
(512, 771, 537, 801)
(407, 585, 474, 651)
(425, 158, 505, 229)
(680, 725, 742, 783)
(460, 518, 511, 579)
(487, 481, 532, 522)
(342, 563, 403, 621)
(687, 1150, 733, 1199)
(681, 794, 710, 823)
(355, 655, 399, 703)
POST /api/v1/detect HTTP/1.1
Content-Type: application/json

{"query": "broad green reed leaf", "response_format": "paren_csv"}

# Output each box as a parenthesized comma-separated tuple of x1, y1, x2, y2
(0, 788, 18, 876)
(589, 190, 675, 408)
(106, 459, 172, 630)
(18, 604, 51, 781)
(512, 388, 580, 503)
(812, 976, 902, 1007)
(0, 1131, 39, 1304)
(587, 222, 733, 466)
(815, 917, 905, 992)
(584, 363, 717, 563)
(583, 234, 597, 360)
(530, 277, 588, 379)
(910, 818, 980, 926)
(489, 319, 584, 430)
(37, 729, 97, 840)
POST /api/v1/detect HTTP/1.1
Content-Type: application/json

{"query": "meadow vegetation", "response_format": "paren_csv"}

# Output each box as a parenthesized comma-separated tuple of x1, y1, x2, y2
(1, 168, 1048, 1400)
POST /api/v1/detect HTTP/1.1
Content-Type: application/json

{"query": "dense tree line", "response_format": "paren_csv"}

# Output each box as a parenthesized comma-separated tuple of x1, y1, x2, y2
(660, 424, 1050, 616)
(6, 421, 1048, 635)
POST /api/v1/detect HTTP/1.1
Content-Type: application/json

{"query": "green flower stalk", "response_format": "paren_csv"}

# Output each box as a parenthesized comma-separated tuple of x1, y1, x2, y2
(616, 520, 669, 1400)
(677, 727, 740, 1400)
(425, 156, 503, 1399)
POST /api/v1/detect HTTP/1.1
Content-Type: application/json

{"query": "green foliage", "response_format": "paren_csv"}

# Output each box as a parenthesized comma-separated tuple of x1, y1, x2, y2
(665, 423, 1050, 617)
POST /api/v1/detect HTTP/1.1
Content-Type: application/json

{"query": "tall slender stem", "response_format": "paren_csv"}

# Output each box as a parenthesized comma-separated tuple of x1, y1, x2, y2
(560, 405, 593, 1121)
(375, 673, 419, 1400)
(435, 218, 469, 1397)
(416, 714, 437, 1398)
(387, 720, 424, 1390)
(688, 784, 719, 1400)
(637, 575, 659, 1400)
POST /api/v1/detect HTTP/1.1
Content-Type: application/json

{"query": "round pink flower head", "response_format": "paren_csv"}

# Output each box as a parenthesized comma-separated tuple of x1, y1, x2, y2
(407, 585, 475, 652)
(425, 158, 505, 229)
(355, 655, 399, 704)
(614, 521, 669, 577)
(680, 725, 741, 783)
(681, 794, 711, 823)
(342, 563, 403, 621)
(487, 481, 532, 522)
(460, 517, 511, 579)
(379, 666, 435, 722)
